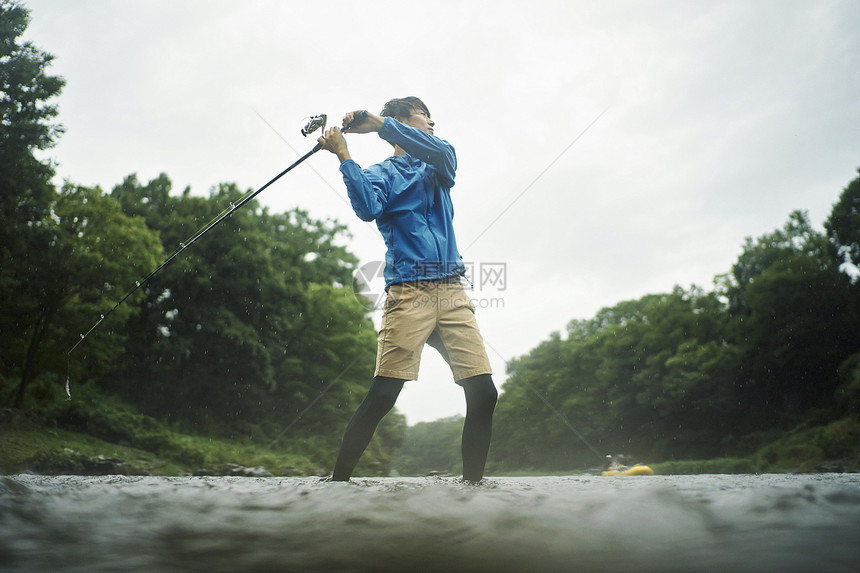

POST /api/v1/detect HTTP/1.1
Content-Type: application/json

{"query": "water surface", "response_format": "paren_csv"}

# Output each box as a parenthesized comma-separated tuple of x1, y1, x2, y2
(1, 473, 858, 572)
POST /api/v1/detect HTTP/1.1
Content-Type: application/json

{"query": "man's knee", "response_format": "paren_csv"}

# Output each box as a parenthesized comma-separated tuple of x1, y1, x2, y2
(366, 376, 405, 409)
(461, 374, 498, 408)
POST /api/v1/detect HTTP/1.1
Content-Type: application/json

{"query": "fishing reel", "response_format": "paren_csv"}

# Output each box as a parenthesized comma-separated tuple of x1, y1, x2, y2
(301, 114, 327, 137)
(301, 111, 368, 137)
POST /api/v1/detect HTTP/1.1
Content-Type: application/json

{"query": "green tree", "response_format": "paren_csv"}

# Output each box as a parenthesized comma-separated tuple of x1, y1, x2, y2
(824, 170, 860, 415)
(727, 211, 834, 311)
(825, 169, 860, 271)
(0, 0, 63, 165)
(3, 184, 162, 407)
(729, 211, 859, 423)
(0, 0, 64, 285)
(0, 1, 64, 404)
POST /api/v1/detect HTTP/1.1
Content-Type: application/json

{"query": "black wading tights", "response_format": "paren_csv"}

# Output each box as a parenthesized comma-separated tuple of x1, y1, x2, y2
(460, 374, 498, 482)
(331, 374, 498, 482)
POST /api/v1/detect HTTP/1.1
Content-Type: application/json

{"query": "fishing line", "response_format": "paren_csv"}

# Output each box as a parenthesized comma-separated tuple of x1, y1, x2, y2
(458, 110, 610, 461)
(521, 379, 605, 461)
(465, 107, 608, 250)
(266, 353, 364, 449)
(482, 338, 605, 461)
(65, 112, 367, 397)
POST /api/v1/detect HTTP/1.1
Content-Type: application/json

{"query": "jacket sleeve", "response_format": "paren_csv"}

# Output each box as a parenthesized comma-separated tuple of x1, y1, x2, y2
(340, 159, 388, 222)
(378, 117, 457, 188)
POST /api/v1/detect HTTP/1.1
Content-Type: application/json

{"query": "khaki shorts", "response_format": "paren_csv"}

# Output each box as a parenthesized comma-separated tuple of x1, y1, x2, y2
(374, 279, 493, 383)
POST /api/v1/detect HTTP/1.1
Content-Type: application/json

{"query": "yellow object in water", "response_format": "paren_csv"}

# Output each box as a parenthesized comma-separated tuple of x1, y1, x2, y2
(601, 464, 654, 476)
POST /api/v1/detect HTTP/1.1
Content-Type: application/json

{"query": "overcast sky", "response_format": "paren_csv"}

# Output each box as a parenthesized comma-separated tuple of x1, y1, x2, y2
(23, 0, 860, 424)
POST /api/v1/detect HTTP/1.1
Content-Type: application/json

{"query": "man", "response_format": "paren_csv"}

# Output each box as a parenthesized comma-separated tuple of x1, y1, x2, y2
(317, 97, 497, 482)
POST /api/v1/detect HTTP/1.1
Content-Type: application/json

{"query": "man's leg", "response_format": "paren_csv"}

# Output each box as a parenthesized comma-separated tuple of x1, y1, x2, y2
(460, 374, 498, 482)
(331, 376, 405, 481)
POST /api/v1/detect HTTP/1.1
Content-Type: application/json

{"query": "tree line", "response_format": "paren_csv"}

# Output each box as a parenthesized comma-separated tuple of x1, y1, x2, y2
(487, 179, 860, 470)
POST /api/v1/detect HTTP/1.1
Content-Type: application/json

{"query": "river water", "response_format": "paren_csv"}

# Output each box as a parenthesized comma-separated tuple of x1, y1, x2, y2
(1, 473, 859, 572)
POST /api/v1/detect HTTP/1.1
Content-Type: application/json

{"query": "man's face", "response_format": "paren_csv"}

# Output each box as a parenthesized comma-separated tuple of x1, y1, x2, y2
(399, 108, 435, 136)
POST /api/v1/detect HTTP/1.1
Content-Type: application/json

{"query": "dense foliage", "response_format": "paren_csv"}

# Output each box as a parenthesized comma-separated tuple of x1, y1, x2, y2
(1, 0, 66, 406)
(103, 175, 378, 445)
(490, 179, 860, 470)
(0, 2, 400, 473)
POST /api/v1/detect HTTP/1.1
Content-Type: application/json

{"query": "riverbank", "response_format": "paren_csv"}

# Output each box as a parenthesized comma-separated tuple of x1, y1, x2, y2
(3, 407, 859, 477)
(0, 408, 323, 477)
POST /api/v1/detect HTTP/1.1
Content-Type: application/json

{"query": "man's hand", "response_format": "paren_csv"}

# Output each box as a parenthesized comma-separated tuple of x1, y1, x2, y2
(341, 110, 384, 134)
(317, 127, 351, 163)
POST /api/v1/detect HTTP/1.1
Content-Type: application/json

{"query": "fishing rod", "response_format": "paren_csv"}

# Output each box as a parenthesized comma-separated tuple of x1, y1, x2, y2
(65, 111, 367, 397)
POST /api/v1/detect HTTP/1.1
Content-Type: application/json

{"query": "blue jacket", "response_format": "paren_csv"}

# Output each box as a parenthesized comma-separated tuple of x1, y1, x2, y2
(339, 117, 465, 287)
